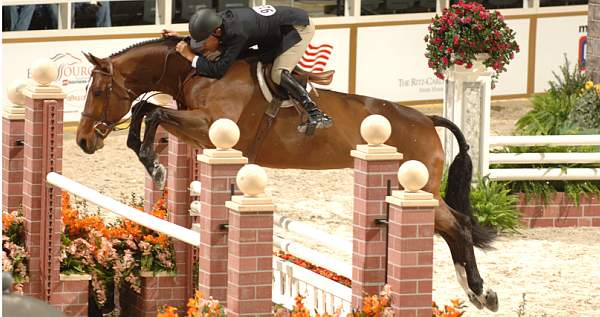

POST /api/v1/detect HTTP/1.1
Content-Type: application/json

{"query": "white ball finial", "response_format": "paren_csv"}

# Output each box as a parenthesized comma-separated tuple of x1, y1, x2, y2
(360, 114, 392, 146)
(236, 164, 268, 196)
(398, 160, 429, 192)
(6, 80, 27, 105)
(31, 58, 58, 86)
(209, 118, 240, 149)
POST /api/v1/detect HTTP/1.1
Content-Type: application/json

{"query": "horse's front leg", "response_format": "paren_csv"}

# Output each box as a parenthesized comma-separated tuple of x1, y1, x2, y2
(139, 106, 214, 189)
(127, 101, 159, 153)
(139, 106, 170, 190)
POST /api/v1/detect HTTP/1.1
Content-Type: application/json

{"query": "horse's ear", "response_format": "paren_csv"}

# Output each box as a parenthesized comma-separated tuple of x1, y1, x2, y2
(83, 52, 108, 69)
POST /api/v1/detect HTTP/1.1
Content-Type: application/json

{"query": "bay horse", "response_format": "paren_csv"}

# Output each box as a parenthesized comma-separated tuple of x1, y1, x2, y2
(77, 36, 498, 311)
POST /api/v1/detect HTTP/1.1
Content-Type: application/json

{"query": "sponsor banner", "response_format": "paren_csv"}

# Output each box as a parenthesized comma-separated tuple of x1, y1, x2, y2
(355, 20, 529, 102)
(2, 38, 146, 122)
(355, 23, 443, 102)
(534, 14, 588, 93)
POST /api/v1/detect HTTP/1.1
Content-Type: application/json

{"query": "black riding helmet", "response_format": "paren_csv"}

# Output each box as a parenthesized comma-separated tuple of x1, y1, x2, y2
(189, 9, 223, 42)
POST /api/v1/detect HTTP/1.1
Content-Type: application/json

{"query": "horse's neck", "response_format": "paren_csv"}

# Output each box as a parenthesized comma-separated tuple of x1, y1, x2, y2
(113, 47, 187, 101)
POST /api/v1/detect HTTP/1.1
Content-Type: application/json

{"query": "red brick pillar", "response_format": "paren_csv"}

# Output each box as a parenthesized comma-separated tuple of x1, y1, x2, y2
(144, 127, 169, 211)
(21, 69, 65, 301)
(2, 90, 26, 211)
(196, 138, 247, 302)
(120, 272, 182, 317)
(350, 142, 402, 307)
(166, 134, 194, 307)
(385, 161, 437, 317)
(53, 274, 90, 316)
(225, 164, 275, 317)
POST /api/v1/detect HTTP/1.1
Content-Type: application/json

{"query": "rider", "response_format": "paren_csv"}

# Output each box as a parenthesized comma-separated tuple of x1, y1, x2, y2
(162, 6, 333, 134)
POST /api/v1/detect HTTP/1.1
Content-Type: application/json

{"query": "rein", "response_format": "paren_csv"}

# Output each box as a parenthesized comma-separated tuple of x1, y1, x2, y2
(81, 62, 136, 138)
(154, 48, 174, 86)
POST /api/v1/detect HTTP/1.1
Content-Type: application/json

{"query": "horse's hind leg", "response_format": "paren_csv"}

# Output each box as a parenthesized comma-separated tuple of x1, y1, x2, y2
(435, 201, 498, 312)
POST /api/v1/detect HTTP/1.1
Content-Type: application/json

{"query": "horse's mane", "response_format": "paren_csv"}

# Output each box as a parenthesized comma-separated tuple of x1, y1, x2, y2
(109, 36, 186, 58)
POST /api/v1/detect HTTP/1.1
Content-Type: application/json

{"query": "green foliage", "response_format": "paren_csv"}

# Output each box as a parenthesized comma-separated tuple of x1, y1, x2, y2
(569, 87, 600, 133)
(504, 180, 556, 205)
(440, 168, 448, 200)
(515, 93, 578, 135)
(470, 177, 520, 232)
(547, 55, 589, 98)
(516, 56, 588, 136)
(565, 182, 600, 205)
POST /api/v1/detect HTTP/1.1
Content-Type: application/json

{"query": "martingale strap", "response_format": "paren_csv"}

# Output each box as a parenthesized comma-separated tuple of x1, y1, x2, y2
(247, 98, 283, 162)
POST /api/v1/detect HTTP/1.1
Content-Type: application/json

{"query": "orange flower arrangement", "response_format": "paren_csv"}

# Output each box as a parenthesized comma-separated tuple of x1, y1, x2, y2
(432, 299, 465, 317)
(157, 306, 179, 317)
(157, 290, 225, 317)
(61, 190, 177, 311)
(275, 251, 351, 287)
(159, 287, 465, 317)
(2, 212, 15, 231)
(61, 192, 104, 238)
(143, 234, 169, 247)
(2, 209, 28, 292)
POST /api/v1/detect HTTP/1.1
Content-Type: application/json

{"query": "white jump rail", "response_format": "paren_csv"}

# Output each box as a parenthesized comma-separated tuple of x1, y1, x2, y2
(274, 235, 352, 279)
(272, 257, 352, 316)
(489, 135, 600, 146)
(46, 172, 201, 247)
(488, 168, 600, 181)
(489, 152, 600, 164)
(484, 134, 600, 181)
(274, 214, 352, 255)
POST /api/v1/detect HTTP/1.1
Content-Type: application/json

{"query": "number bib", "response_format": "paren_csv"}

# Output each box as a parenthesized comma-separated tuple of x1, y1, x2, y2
(253, 5, 277, 16)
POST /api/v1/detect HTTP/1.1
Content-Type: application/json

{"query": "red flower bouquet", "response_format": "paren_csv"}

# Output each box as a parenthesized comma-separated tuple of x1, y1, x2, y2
(424, 1, 519, 83)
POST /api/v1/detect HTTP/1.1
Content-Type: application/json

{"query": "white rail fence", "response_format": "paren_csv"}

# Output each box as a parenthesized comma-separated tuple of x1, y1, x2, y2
(46, 172, 351, 316)
(483, 135, 600, 181)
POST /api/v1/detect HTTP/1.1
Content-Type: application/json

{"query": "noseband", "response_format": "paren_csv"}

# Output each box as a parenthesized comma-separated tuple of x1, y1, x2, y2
(81, 63, 136, 138)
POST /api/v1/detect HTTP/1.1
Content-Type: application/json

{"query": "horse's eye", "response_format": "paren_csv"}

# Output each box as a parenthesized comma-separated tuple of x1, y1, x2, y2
(93, 90, 102, 97)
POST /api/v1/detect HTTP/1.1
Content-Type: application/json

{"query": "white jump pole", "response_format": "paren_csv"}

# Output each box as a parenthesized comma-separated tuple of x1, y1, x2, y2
(46, 172, 201, 247)
(274, 214, 352, 255)
(274, 234, 352, 278)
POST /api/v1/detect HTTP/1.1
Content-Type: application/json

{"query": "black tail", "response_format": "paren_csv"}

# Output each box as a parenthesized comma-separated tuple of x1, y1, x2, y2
(430, 115, 496, 249)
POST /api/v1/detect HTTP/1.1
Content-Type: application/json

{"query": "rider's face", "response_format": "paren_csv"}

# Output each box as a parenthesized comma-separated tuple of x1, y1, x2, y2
(202, 34, 220, 53)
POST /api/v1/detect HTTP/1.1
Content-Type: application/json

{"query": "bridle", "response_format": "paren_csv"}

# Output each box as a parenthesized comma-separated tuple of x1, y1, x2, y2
(81, 62, 136, 138)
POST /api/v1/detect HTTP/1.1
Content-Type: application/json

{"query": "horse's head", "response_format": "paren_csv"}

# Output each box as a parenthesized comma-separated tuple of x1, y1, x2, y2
(77, 53, 135, 154)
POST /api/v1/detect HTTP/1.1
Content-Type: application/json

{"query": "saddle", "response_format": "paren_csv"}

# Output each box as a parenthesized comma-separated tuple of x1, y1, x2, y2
(258, 62, 335, 102)
(248, 62, 335, 162)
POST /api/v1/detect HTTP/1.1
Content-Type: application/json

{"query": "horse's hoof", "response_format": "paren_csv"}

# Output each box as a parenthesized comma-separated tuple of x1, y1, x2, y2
(152, 163, 167, 190)
(297, 121, 317, 135)
(468, 293, 484, 310)
(484, 289, 499, 312)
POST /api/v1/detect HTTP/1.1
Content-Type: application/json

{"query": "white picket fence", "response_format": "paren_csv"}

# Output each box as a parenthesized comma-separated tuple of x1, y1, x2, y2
(483, 135, 600, 181)
(272, 257, 352, 315)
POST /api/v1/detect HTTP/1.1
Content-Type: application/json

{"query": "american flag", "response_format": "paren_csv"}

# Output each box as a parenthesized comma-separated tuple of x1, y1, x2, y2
(298, 43, 333, 72)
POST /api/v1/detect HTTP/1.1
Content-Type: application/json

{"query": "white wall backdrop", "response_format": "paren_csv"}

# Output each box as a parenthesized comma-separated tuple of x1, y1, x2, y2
(2, 12, 589, 121)
(534, 15, 588, 93)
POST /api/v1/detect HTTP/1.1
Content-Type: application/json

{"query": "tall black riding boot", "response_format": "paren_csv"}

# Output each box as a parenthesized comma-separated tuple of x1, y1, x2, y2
(279, 70, 333, 135)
